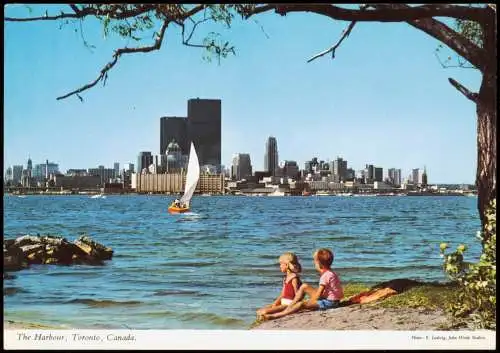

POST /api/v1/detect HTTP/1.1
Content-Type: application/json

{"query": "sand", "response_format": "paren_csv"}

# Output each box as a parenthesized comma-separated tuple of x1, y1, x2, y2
(252, 304, 453, 330)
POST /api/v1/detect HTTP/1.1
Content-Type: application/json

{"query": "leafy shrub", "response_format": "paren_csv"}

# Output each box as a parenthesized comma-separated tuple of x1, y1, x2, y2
(440, 199, 496, 329)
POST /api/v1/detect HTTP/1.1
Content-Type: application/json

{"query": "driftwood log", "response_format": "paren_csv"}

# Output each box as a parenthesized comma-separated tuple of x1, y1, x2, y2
(3, 234, 113, 271)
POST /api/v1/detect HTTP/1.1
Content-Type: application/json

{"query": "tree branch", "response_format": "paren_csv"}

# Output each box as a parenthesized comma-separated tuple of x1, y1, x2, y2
(372, 4, 487, 72)
(245, 3, 489, 71)
(56, 19, 170, 100)
(434, 51, 476, 69)
(245, 4, 488, 22)
(448, 77, 479, 102)
(307, 20, 357, 63)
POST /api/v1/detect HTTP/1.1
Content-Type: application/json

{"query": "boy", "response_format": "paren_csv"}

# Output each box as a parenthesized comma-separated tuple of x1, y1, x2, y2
(261, 248, 343, 320)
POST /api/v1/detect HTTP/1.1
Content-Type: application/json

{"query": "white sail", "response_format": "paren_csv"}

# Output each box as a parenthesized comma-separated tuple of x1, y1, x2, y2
(179, 142, 200, 207)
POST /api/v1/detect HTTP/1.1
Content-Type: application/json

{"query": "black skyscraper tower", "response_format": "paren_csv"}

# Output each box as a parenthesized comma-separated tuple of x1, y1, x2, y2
(264, 136, 279, 176)
(187, 98, 221, 170)
(160, 116, 188, 155)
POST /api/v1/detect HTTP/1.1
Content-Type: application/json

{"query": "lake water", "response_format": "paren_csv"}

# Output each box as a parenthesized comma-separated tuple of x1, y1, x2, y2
(3, 195, 481, 329)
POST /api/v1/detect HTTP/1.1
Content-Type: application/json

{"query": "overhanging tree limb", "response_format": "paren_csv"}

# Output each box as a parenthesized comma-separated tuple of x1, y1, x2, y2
(245, 4, 488, 22)
(448, 78, 479, 103)
(307, 20, 357, 63)
(371, 4, 487, 72)
(56, 19, 171, 100)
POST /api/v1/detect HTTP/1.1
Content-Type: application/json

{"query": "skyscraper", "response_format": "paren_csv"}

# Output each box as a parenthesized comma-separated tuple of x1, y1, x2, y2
(332, 157, 348, 182)
(388, 168, 402, 186)
(365, 164, 375, 183)
(231, 153, 252, 180)
(187, 98, 221, 170)
(422, 166, 428, 186)
(12, 165, 23, 185)
(114, 162, 120, 178)
(374, 167, 383, 182)
(160, 116, 188, 155)
(412, 168, 420, 184)
(264, 136, 279, 176)
(137, 152, 153, 174)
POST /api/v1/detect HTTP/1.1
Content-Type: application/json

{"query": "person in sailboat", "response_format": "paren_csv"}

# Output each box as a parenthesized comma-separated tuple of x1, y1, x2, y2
(173, 199, 181, 208)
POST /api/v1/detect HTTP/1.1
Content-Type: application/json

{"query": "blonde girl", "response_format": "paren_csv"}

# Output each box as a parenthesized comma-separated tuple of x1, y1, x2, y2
(256, 252, 302, 319)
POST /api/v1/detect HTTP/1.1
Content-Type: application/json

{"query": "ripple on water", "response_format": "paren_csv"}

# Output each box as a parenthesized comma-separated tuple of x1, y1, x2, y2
(3, 195, 481, 329)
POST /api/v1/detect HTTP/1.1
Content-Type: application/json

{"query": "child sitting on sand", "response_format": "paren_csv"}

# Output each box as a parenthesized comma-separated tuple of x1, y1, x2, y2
(260, 248, 343, 320)
(256, 252, 302, 319)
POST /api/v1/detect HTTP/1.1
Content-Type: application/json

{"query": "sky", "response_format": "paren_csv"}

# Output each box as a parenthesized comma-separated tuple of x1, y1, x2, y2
(4, 4, 482, 184)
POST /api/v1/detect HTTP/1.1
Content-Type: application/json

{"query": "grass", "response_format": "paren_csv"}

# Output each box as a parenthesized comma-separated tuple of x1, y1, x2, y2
(373, 282, 459, 310)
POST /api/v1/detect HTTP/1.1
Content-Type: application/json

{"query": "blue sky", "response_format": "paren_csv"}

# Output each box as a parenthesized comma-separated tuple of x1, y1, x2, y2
(4, 4, 482, 183)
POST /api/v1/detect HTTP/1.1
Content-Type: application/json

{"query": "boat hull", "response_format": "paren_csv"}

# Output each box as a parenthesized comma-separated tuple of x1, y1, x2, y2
(168, 206, 190, 214)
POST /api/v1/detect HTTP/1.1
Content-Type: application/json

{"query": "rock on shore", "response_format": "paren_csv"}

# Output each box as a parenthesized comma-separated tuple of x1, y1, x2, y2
(3, 234, 113, 271)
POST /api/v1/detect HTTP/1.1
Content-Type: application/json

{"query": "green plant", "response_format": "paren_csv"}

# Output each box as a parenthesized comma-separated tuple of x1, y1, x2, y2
(440, 199, 496, 329)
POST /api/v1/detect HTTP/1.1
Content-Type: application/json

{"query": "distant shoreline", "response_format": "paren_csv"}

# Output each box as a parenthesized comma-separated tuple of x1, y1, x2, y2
(4, 192, 476, 197)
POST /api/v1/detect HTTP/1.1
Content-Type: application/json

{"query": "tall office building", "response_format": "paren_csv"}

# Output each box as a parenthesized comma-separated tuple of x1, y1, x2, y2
(412, 168, 420, 184)
(332, 157, 348, 182)
(27, 157, 33, 178)
(12, 165, 23, 185)
(5, 167, 13, 182)
(137, 152, 153, 174)
(231, 153, 252, 180)
(283, 160, 299, 179)
(264, 136, 279, 176)
(187, 98, 221, 170)
(160, 116, 188, 155)
(114, 162, 120, 178)
(33, 162, 59, 181)
(123, 163, 135, 173)
(388, 168, 402, 186)
(365, 164, 375, 182)
(422, 166, 428, 186)
(374, 167, 383, 182)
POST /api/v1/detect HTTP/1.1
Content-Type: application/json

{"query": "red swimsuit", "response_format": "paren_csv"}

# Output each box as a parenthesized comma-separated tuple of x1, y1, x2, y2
(282, 275, 302, 300)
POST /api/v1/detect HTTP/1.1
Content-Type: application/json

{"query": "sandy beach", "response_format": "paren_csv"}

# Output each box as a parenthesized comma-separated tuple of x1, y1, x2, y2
(252, 304, 453, 330)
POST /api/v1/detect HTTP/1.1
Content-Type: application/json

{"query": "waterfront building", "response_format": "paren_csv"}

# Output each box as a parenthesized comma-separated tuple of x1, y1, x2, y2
(365, 164, 374, 183)
(187, 98, 221, 171)
(66, 169, 88, 176)
(160, 116, 188, 155)
(374, 167, 383, 182)
(53, 175, 101, 189)
(332, 157, 347, 182)
(422, 166, 428, 187)
(88, 166, 115, 186)
(231, 153, 253, 181)
(114, 162, 120, 178)
(33, 161, 59, 182)
(412, 168, 420, 185)
(134, 172, 224, 194)
(164, 139, 188, 173)
(346, 168, 355, 181)
(27, 157, 33, 178)
(264, 136, 279, 176)
(123, 163, 135, 173)
(201, 165, 218, 175)
(12, 165, 23, 185)
(388, 168, 402, 186)
(282, 160, 299, 180)
(137, 152, 153, 174)
(5, 167, 13, 183)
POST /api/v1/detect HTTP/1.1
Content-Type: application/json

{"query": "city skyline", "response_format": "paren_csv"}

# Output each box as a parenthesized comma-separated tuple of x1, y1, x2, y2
(3, 147, 433, 186)
(4, 4, 481, 184)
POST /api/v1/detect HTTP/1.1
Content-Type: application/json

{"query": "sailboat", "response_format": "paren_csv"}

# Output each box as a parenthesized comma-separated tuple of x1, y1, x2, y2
(168, 142, 200, 214)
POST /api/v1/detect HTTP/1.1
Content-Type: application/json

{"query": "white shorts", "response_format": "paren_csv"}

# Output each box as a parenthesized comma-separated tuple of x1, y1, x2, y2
(281, 298, 293, 306)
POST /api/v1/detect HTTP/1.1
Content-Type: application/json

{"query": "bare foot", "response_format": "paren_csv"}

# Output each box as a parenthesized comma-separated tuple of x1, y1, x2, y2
(261, 314, 275, 320)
